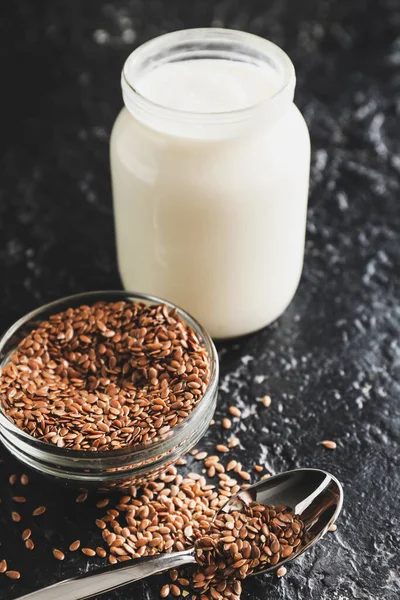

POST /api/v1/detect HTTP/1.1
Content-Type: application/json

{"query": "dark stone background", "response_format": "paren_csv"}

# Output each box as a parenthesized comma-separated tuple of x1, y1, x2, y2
(0, 1, 399, 599)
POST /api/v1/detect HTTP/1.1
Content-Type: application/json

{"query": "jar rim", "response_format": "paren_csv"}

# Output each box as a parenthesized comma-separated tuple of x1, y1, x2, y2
(121, 28, 296, 126)
(0, 290, 219, 466)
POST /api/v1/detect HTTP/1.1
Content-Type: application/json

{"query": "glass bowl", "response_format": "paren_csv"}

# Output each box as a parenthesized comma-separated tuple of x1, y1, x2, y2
(0, 291, 218, 492)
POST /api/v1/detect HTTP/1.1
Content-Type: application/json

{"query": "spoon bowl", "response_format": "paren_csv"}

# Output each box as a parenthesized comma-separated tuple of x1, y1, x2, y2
(219, 467, 343, 575)
(16, 468, 343, 600)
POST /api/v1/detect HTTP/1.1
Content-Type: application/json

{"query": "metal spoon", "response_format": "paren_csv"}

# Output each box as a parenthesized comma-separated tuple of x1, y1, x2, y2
(16, 468, 343, 600)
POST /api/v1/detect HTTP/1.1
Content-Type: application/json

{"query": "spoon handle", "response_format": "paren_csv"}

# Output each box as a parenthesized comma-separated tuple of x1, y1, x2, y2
(15, 548, 196, 600)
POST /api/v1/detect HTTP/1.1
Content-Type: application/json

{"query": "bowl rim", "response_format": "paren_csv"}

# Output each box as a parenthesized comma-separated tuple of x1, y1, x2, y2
(0, 290, 219, 462)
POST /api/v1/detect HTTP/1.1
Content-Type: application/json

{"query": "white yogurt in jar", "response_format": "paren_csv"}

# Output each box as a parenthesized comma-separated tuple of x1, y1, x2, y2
(111, 29, 310, 338)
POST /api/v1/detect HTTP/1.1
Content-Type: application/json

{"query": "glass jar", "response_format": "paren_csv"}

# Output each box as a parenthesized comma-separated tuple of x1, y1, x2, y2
(0, 291, 218, 491)
(111, 28, 310, 339)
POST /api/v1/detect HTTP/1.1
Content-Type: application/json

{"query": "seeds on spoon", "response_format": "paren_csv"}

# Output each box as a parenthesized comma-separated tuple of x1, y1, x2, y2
(193, 501, 305, 598)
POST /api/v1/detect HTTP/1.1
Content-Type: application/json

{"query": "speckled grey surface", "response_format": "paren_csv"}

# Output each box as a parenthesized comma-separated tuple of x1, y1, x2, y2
(1, 1, 400, 599)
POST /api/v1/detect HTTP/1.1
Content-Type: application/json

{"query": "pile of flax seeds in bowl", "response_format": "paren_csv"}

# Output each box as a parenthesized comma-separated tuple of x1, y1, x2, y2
(0, 300, 311, 597)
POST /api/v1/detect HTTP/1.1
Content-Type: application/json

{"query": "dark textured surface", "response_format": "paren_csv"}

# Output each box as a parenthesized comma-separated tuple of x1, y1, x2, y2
(1, 1, 400, 599)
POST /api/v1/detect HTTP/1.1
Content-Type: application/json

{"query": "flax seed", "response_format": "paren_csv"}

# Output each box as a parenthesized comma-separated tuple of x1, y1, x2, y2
(276, 566, 287, 577)
(13, 496, 26, 503)
(25, 539, 34, 550)
(261, 395, 271, 407)
(76, 493, 88, 503)
(320, 440, 337, 450)
(96, 519, 106, 530)
(20, 474, 29, 485)
(96, 498, 110, 509)
(228, 437, 239, 448)
(6, 571, 20, 580)
(69, 540, 81, 552)
(171, 584, 181, 596)
(0, 560, 7, 573)
(96, 547, 107, 558)
(22, 529, 31, 541)
(222, 418, 232, 430)
(11, 511, 21, 522)
(328, 524, 337, 532)
(216, 444, 229, 453)
(32, 506, 46, 516)
(195, 452, 208, 461)
(82, 548, 96, 557)
(0, 301, 210, 452)
(53, 549, 65, 561)
(228, 407, 241, 418)
(9, 474, 18, 485)
(161, 585, 170, 597)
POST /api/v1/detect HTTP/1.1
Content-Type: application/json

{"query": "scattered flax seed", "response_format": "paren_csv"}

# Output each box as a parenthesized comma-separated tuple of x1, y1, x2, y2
(96, 519, 106, 530)
(228, 436, 239, 448)
(6, 571, 20, 580)
(261, 395, 272, 407)
(53, 549, 65, 561)
(109, 555, 117, 564)
(222, 418, 232, 429)
(82, 548, 96, 557)
(96, 498, 109, 509)
(0, 560, 7, 573)
(11, 511, 21, 522)
(170, 569, 179, 581)
(320, 440, 337, 450)
(328, 524, 337, 532)
(254, 465, 263, 472)
(195, 452, 208, 461)
(13, 496, 26, 503)
(25, 540, 34, 550)
(20, 474, 29, 485)
(239, 471, 251, 481)
(160, 584, 170, 597)
(276, 566, 287, 577)
(22, 529, 32, 541)
(9, 474, 18, 485)
(32, 506, 46, 517)
(227, 460, 237, 471)
(261, 474, 271, 480)
(96, 547, 107, 558)
(228, 406, 241, 418)
(76, 493, 88, 503)
(216, 444, 229, 453)
(69, 540, 81, 552)
(171, 584, 181, 596)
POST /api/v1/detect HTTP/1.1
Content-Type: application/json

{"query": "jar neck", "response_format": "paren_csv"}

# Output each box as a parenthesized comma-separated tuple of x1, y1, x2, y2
(121, 28, 296, 138)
